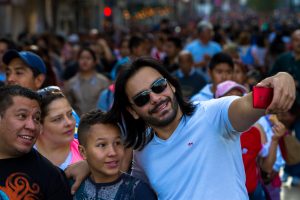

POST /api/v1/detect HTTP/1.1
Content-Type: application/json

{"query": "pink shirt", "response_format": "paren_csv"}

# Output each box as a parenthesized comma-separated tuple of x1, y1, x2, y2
(70, 139, 82, 164)
(58, 139, 83, 170)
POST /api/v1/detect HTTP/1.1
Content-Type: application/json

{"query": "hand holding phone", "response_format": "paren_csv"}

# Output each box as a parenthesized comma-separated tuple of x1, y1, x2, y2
(252, 86, 273, 109)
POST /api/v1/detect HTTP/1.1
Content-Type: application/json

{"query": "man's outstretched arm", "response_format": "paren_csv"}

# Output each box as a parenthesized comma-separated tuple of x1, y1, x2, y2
(229, 72, 295, 132)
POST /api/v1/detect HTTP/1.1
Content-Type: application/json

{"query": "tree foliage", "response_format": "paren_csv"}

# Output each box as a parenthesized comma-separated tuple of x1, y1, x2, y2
(247, 0, 279, 12)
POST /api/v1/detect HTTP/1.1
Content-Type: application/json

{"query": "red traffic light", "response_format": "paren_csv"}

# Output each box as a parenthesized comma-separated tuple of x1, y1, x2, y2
(104, 6, 112, 17)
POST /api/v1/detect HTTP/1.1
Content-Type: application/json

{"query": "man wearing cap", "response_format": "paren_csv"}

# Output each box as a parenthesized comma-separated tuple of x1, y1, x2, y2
(3, 49, 82, 141)
(3, 49, 46, 91)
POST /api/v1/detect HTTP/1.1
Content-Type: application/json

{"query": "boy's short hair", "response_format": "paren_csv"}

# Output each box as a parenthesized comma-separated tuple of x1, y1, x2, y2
(78, 109, 120, 147)
(0, 85, 41, 116)
(3, 50, 47, 76)
(208, 52, 234, 70)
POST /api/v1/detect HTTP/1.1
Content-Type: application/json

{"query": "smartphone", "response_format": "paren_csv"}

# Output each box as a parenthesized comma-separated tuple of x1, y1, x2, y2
(252, 86, 273, 109)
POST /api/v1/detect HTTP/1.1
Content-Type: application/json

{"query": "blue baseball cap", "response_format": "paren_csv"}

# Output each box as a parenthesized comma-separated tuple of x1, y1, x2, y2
(3, 50, 47, 75)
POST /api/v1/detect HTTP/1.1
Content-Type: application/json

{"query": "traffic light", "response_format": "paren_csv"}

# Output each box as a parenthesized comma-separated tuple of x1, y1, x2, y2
(104, 6, 112, 17)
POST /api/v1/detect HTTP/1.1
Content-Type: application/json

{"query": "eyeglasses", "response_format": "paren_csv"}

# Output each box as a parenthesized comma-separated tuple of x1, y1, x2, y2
(132, 78, 168, 107)
(37, 86, 62, 97)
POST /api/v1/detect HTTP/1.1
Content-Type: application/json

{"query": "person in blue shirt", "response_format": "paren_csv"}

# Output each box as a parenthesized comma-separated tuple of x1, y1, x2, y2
(66, 57, 295, 200)
(184, 20, 222, 75)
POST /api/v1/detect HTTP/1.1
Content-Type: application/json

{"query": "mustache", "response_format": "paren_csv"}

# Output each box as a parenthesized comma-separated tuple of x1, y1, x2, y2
(149, 98, 170, 114)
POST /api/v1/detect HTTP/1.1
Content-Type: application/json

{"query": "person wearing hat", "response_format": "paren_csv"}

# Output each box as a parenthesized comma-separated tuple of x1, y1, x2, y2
(215, 80, 248, 98)
(3, 49, 82, 141)
(3, 49, 46, 91)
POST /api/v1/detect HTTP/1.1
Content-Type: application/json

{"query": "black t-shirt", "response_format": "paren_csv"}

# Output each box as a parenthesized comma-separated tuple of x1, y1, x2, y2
(0, 149, 72, 200)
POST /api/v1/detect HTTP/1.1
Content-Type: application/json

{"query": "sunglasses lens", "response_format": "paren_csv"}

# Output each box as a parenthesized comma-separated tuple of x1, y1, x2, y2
(133, 93, 150, 107)
(132, 78, 167, 107)
(152, 78, 167, 94)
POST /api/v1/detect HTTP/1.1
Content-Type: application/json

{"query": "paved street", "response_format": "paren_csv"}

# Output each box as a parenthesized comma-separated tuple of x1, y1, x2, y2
(281, 178, 300, 200)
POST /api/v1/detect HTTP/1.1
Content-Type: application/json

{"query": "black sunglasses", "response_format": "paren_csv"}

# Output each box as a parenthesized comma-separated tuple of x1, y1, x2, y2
(132, 78, 168, 107)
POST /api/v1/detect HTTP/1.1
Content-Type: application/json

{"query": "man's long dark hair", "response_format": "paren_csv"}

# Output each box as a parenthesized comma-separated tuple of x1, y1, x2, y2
(107, 57, 195, 150)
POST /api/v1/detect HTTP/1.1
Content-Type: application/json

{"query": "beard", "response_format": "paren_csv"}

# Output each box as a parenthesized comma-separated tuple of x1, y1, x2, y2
(142, 94, 179, 127)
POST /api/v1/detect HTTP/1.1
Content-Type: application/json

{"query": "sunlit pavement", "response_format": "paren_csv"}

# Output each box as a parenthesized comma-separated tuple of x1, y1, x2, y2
(281, 178, 300, 200)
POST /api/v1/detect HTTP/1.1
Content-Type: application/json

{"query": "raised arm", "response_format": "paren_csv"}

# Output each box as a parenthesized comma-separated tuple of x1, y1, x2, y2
(260, 119, 286, 173)
(229, 72, 295, 132)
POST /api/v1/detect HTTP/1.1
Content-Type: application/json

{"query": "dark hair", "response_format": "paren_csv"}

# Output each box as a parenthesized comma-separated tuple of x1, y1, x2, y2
(29, 67, 42, 78)
(290, 97, 300, 117)
(167, 36, 182, 49)
(256, 34, 266, 48)
(0, 85, 40, 116)
(209, 52, 234, 70)
(107, 57, 195, 150)
(233, 59, 248, 73)
(77, 47, 97, 62)
(39, 89, 66, 123)
(247, 69, 262, 82)
(238, 32, 251, 45)
(0, 38, 17, 50)
(23, 45, 58, 85)
(41, 91, 66, 123)
(129, 35, 145, 53)
(78, 109, 120, 147)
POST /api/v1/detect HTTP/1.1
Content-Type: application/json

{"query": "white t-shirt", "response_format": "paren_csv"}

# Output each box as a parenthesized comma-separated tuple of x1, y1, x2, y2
(132, 96, 248, 200)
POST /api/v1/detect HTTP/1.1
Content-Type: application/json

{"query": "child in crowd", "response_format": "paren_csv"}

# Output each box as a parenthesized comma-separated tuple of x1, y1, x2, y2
(74, 110, 157, 200)
(215, 80, 285, 200)
(191, 52, 234, 101)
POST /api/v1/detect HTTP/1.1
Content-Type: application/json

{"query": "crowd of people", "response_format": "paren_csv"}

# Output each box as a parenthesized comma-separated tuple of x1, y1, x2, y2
(0, 11, 300, 200)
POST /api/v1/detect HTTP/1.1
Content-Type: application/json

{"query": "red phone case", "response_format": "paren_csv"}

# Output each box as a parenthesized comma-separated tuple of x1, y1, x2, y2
(252, 86, 273, 109)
